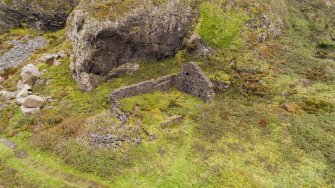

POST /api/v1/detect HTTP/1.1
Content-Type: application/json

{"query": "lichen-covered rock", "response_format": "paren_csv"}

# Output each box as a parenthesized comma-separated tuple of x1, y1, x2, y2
(67, 0, 198, 91)
(0, 0, 79, 33)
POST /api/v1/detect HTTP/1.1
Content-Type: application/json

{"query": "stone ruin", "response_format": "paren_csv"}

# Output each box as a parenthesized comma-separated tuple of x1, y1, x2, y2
(110, 62, 215, 102)
(177, 62, 215, 101)
(109, 62, 222, 124)
(92, 62, 228, 148)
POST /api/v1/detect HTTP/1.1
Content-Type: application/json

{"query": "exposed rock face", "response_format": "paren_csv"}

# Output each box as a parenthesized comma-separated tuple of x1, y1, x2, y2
(0, 2, 23, 33)
(0, 0, 78, 33)
(67, 0, 198, 91)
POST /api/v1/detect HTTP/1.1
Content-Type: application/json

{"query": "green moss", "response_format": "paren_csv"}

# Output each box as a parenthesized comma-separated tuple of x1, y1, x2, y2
(209, 71, 231, 84)
(195, 1, 249, 49)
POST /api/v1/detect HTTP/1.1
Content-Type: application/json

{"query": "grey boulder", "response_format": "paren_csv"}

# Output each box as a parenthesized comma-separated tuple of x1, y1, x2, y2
(20, 64, 41, 85)
(22, 95, 45, 108)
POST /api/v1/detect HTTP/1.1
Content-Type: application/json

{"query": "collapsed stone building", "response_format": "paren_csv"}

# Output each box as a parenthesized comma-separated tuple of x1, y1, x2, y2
(109, 62, 228, 124)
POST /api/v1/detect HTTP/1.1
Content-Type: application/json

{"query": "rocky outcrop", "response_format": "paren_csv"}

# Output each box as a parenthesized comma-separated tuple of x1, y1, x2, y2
(0, 2, 23, 33)
(0, 0, 78, 33)
(67, 0, 198, 91)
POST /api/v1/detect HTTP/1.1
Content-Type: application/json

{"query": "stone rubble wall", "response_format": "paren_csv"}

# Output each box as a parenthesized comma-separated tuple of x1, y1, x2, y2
(110, 62, 218, 103)
(110, 75, 176, 100)
(176, 62, 215, 102)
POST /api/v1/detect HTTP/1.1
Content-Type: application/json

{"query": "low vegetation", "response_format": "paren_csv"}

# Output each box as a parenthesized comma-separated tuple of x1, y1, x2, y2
(0, 0, 334, 187)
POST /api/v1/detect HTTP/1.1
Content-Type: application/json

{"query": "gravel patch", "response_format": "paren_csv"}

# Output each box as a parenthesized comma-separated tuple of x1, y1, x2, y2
(0, 37, 48, 70)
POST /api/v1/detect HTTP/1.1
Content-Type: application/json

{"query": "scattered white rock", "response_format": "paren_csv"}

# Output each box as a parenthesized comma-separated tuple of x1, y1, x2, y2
(21, 64, 41, 85)
(22, 95, 45, 108)
(20, 106, 40, 116)
(16, 88, 29, 99)
(16, 97, 26, 105)
(1, 91, 16, 101)
(57, 50, 67, 59)
(38, 53, 55, 63)
(0, 76, 4, 84)
(38, 51, 66, 65)
(17, 80, 32, 90)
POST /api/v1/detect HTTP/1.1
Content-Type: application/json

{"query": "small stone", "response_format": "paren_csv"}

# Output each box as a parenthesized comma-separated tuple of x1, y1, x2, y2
(22, 95, 45, 108)
(17, 80, 32, 90)
(20, 106, 40, 116)
(160, 115, 183, 128)
(16, 89, 28, 99)
(38, 53, 56, 63)
(1, 91, 16, 101)
(0, 138, 16, 149)
(21, 64, 41, 85)
(57, 50, 67, 59)
(16, 97, 26, 105)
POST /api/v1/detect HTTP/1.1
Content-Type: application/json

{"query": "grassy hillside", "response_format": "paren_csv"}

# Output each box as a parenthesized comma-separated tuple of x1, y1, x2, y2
(0, 0, 334, 187)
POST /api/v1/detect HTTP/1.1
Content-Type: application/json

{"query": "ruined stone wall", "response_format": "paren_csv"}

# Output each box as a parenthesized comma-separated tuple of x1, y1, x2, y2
(176, 62, 215, 101)
(110, 62, 216, 103)
(109, 62, 218, 124)
(110, 75, 176, 100)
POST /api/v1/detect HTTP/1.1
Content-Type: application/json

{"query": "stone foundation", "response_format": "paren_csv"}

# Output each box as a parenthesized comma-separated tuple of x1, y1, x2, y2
(110, 75, 176, 100)
(109, 62, 218, 124)
(110, 62, 216, 102)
